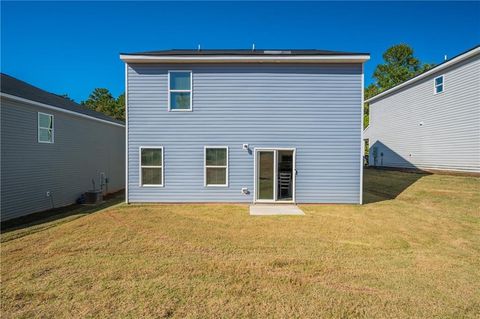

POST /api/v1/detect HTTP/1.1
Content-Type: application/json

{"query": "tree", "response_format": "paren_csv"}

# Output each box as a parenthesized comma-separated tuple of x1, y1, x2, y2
(372, 44, 435, 91)
(82, 88, 125, 121)
(364, 83, 379, 101)
(114, 93, 125, 120)
(363, 44, 435, 128)
(116, 93, 125, 108)
(363, 84, 379, 127)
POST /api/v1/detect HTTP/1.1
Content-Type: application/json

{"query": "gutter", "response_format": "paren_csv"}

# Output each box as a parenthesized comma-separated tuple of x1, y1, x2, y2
(120, 54, 370, 64)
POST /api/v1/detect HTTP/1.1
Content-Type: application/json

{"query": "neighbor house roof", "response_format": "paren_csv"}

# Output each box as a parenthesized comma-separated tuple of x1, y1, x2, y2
(365, 44, 480, 104)
(120, 48, 370, 63)
(0, 73, 124, 127)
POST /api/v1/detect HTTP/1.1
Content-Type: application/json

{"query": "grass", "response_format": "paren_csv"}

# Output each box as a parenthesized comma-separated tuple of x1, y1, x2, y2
(1, 191, 125, 243)
(1, 169, 479, 318)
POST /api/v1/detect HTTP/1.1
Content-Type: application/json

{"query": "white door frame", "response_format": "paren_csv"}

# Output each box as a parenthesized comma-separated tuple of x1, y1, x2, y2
(253, 148, 296, 204)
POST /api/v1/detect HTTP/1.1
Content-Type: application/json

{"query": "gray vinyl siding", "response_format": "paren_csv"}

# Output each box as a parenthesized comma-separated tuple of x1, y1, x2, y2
(367, 53, 480, 172)
(127, 63, 363, 203)
(1, 97, 125, 221)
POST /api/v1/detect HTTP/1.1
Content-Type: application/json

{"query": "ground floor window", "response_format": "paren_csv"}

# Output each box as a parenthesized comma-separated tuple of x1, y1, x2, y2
(205, 146, 228, 187)
(140, 147, 163, 186)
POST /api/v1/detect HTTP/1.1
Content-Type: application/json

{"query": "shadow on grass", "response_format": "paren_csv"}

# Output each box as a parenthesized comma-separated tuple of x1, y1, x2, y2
(1, 190, 125, 242)
(363, 167, 431, 204)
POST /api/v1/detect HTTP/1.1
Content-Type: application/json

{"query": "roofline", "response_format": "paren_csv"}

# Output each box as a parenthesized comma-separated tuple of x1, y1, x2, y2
(0, 92, 125, 128)
(120, 49, 370, 56)
(120, 54, 370, 64)
(365, 45, 480, 103)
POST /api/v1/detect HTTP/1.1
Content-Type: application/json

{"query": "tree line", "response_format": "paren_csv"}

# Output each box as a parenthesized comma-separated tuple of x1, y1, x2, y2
(78, 44, 435, 125)
(81, 89, 125, 121)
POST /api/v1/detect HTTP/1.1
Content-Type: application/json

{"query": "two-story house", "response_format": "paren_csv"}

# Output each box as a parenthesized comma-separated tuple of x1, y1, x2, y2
(1, 73, 125, 222)
(121, 49, 369, 204)
(364, 45, 479, 173)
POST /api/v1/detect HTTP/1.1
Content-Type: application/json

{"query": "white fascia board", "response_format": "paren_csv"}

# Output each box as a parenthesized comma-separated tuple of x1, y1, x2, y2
(120, 54, 370, 64)
(365, 46, 480, 104)
(0, 92, 125, 128)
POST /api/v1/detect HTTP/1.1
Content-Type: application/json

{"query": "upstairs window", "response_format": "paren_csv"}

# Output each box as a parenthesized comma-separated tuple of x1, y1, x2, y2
(434, 75, 444, 94)
(168, 71, 192, 111)
(205, 147, 228, 187)
(38, 112, 54, 143)
(140, 147, 163, 186)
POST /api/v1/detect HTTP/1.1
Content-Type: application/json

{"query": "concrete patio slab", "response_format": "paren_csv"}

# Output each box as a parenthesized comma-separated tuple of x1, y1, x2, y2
(249, 204, 304, 216)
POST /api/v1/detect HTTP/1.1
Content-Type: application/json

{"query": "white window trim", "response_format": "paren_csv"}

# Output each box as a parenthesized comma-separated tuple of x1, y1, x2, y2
(434, 75, 444, 95)
(139, 146, 164, 187)
(168, 70, 193, 112)
(38, 112, 54, 143)
(204, 146, 229, 187)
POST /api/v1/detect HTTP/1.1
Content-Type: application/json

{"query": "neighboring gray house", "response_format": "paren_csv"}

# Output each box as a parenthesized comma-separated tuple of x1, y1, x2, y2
(364, 45, 480, 173)
(121, 49, 369, 204)
(0, 73, 125, 221)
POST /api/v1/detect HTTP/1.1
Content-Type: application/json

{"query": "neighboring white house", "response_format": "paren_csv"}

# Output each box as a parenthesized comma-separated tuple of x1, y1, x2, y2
(1, 73, 125, 222)
(364, 45, 480, 173)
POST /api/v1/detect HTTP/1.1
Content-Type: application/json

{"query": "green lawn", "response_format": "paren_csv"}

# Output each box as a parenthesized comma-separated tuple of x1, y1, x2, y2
(2, 169, 479, 318)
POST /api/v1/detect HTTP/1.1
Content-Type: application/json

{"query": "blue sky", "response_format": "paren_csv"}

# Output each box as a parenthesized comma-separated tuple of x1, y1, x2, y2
(2, 1, 479, 102)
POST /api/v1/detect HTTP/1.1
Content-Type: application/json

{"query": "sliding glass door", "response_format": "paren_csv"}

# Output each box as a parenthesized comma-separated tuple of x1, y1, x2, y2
(256, 149, 295, 203)
(257, 151, 275, 200)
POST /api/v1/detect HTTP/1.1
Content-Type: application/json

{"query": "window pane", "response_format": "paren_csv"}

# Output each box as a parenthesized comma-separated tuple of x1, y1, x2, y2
(39, 128, 52, 142)
(206, 167, 226, 185)
(170, 72, 191, 90)
(436, 84, 443, 93)
(435, 77, 443, 85)
(170, 92, 191, 110)
(206, 148, 227, 166)
(141, 149, 162, 166)
(258, 151, 274, 200)
(39, 113, 52, 128)
(142, 167, 162, 185)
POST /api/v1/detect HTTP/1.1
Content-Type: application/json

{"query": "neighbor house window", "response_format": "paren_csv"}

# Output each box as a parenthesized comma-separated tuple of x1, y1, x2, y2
(38, 112, 54, 143)
(434, 75, 444, 94)
(168, 71, 192, 111)
(205, 147, 228, 187)
(140, 147, 163, 186)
